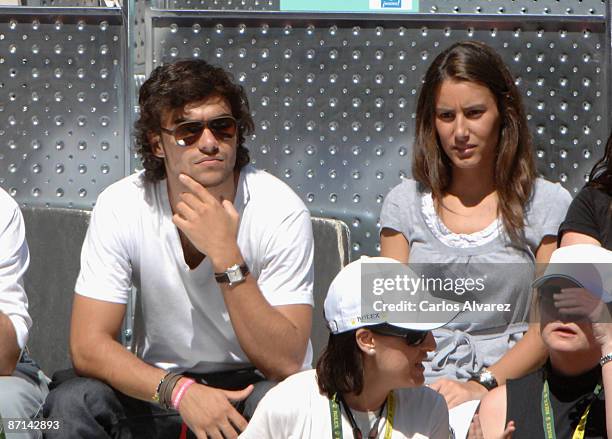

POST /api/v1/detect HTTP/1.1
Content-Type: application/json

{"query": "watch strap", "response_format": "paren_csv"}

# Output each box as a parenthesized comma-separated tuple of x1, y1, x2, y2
(600, 352, 612, 367)
(468, 367, 498, 391)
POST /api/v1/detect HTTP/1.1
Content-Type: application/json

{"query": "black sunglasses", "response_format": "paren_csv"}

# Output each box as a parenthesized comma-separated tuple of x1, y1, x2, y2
(160, 116, 238, 147)
(370, 326, 429, 346)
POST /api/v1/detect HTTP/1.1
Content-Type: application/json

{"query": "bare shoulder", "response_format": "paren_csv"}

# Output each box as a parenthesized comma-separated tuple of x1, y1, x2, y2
(477, 385, 508, 439)
(560, 231, 602, 247)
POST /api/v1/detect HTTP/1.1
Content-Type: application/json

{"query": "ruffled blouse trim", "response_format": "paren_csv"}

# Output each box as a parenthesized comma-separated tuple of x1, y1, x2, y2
(421, 191, 501, 248)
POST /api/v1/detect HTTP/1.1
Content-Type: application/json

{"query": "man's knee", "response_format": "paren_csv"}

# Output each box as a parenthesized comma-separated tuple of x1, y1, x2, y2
(44, 377, 119, 417)
(43, 377, 130, 439)
(0, 375, 45, 418)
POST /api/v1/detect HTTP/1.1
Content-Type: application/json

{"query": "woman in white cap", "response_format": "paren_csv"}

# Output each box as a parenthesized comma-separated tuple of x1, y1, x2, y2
(240, 257, 452, 439)
(477, 245, 612, 438)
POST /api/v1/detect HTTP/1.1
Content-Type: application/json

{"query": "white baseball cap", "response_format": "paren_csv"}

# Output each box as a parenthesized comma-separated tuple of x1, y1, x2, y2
(532, 244, 612, 302)
(324, 256, 459, 334)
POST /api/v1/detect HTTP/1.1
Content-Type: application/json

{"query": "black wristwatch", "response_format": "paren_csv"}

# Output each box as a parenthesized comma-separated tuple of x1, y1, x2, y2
(468, 367, 498, 391)
(214, 263, 249, 286)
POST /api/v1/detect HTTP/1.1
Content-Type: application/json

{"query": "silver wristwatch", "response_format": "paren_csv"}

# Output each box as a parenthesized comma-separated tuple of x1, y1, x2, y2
(469, 367, 498, 391)
(214, 263, 249, 286)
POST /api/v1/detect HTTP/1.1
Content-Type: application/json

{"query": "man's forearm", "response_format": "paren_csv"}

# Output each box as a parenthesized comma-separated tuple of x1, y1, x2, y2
(220, 276, 310, 381)
(72, 335, 167, 403)
(0, 312, 20, 375)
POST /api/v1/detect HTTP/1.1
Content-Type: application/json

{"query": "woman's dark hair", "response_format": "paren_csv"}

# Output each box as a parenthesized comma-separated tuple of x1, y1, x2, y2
(316, 331, 364, 397)
(134, 59, 253, 182)
(413, 41, 536, 243)
(587, 131, 612, 194)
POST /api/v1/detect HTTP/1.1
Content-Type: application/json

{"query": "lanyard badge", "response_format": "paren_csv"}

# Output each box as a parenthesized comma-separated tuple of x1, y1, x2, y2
(541, 380, 602, 439)
(329, 392, 395, 439)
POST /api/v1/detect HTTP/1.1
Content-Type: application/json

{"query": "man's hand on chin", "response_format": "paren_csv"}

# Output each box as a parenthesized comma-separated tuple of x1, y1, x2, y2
(172, 173, 242, 268)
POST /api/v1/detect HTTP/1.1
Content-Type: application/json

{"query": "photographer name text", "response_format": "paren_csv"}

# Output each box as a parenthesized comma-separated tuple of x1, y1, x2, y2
(373, 300, 511, 312)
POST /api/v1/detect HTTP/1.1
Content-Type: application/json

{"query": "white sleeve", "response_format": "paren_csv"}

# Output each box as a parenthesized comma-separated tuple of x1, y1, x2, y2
(256, 208, 314, 307)
(74, 189, 133, 304)
(0, 199, 31, 350)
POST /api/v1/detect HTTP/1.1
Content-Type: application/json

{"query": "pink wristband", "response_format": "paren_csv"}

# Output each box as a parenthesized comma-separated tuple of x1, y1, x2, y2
(172, 378, 196, 410)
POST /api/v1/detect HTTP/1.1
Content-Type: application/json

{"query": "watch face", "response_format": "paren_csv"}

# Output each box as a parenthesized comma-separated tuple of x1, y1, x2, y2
(227, 264, 244, 284)
(478, 370, 497, 390)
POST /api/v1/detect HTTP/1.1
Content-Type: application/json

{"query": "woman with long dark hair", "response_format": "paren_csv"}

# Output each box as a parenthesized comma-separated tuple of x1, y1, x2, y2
(380, 41, 572, 407)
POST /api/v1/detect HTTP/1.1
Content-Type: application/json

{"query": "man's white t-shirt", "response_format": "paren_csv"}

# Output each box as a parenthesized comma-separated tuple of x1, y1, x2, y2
(75, 165, 314, 373)
(0, 188, 31, 350)
(241, 369, 450, 439)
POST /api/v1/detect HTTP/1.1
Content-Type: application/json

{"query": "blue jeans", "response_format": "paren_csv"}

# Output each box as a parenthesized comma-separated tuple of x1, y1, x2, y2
(42, 368, 275, 439)
(0, 353, 49, 439)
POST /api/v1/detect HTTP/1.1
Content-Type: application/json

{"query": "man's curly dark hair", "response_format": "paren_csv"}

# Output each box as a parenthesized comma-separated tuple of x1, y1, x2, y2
(134, 59, 253, 182)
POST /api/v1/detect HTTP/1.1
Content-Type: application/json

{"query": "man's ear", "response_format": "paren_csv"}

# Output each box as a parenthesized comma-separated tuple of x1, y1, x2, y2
(149, 132, 165, 158)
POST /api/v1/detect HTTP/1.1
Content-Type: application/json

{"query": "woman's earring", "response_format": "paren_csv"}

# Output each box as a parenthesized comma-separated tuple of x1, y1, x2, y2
(369, 348, 376, 355)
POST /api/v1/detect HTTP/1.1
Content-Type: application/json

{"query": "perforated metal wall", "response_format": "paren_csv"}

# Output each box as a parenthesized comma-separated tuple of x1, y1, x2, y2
(416, 0, 605, 15)
(0, 10, 128, 208)
(163, 0, 275, 10)
(135, 0, 147, 65)
(1, 3, 608, 259)
(147, 12, 608, 258)
(161, 0, 605, 15)
(28, 0, 101, 6)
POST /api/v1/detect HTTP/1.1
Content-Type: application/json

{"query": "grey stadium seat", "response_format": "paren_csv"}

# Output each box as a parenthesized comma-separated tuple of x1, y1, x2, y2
(309, 217, 350, 360)
(21, 207, 91, 375)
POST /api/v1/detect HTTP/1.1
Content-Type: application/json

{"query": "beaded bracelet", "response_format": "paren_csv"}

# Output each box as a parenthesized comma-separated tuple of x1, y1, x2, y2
(152, 371, 174, 404)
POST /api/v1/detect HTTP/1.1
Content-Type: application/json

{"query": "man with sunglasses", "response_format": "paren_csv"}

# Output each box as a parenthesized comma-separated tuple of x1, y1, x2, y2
(44, 60, 314, 439)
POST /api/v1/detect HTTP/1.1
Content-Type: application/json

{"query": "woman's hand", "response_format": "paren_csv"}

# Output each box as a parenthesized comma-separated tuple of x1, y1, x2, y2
(429, 378, 488, 409)
(553, 287, 607, 322)
(554, 287, 612, 352)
